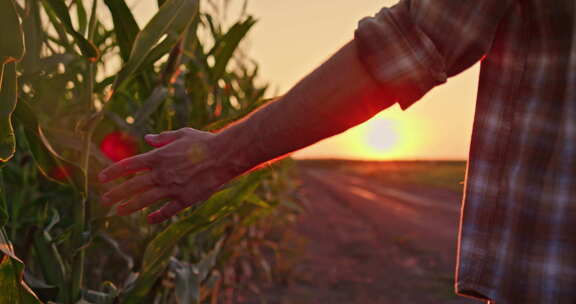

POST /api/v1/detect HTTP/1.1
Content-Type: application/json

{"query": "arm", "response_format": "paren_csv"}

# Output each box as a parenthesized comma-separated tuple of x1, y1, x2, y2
(215, 40, 395, 174)
(98, 40, 394, 224)
(99, 0, 513, 224)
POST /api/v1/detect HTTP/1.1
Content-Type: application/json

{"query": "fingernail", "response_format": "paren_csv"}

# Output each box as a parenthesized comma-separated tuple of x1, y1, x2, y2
(145, 134, 156, 142)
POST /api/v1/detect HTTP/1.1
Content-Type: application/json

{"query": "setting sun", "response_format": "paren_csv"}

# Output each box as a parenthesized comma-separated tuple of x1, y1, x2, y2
(365, 117, 398, 152)
(294, 105, 432, 160)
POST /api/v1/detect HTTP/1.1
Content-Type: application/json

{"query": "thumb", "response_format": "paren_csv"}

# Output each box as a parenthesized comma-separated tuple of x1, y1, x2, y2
(145, 130, 183, 147)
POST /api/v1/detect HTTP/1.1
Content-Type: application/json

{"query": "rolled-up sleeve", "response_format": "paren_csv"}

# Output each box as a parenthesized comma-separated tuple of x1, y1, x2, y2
(355, 0, 513, 110)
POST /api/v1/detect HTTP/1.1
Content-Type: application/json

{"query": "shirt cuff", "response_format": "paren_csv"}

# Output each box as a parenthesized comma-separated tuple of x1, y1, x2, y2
(354, 2, 447, 110)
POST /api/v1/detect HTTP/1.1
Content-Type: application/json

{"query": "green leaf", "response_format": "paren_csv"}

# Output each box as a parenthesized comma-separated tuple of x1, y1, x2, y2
(103, 0, 140, 62)
(81, 289, 117, 304)
(23, 271, 59, 302)
(97, 233, 134, 271)
(74, 0, 88, 36)
(0, 170, 7, 227)
(169, 242, 222, 303)
(169, 258, 200, 304)
(141, 35, 180, 68)
(14, 100, 84, 189)
(209, 17, 256, 81)
(121, 171, 265, 304)
(39, 126, 112, 168)
(0, 0, 25, 66)
(21, 0, 44, 74)
(0, 63, 18, 164)
(133, 86, 169, 128)
(112, 0, 200, 93)
(0, 228, 42, 303)
(181, 7, 201, 59)
(33, 210, 67, 289)
(42, 0, 99, 61)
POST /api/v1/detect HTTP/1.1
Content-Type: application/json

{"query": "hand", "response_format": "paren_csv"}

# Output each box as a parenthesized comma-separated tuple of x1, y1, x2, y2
(98, 128, 241, 224)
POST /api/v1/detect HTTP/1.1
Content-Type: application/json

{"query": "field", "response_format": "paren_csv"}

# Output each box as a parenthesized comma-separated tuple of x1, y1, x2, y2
(242, 159, 480, 304)
(298, 159, 467, 191)
(1, 0, 481, 302)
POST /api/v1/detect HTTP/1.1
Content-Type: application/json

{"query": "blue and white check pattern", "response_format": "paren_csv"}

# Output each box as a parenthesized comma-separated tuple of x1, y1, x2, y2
(355, 0, 576, 303)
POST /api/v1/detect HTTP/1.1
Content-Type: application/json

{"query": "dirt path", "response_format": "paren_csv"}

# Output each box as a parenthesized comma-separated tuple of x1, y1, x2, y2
(247, 164, 482, 304)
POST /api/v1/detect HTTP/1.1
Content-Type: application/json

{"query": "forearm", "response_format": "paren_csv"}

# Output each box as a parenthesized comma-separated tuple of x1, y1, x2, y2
(215, 40, 395, 173)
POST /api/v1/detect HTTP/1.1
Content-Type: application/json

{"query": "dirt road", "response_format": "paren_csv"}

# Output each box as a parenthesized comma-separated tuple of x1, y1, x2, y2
(248, 163, 482, 304)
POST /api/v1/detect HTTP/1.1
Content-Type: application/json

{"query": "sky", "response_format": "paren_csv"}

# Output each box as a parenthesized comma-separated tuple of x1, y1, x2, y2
(131, 0, 481, 160)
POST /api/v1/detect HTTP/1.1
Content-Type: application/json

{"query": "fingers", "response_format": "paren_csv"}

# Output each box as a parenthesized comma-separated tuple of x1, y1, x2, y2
(117, 188, 168, 216)
(99, 153, 151, 183)
(147, 200, 188, 224)
(147, 191, 213, 224)
(101, 174, 155, 207)
(145, 129, 184, 148)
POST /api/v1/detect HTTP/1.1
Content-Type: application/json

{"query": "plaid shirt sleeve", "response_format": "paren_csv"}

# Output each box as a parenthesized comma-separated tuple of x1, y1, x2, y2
(355, 0, 512, 110)
(356, 1, 576, 303)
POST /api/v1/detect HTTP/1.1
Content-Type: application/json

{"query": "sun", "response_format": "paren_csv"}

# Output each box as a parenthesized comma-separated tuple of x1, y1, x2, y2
(365, 118, 399, 153)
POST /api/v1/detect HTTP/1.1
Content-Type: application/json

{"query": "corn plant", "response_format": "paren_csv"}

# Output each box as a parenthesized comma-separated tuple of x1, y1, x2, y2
(0, 0, 297, 303)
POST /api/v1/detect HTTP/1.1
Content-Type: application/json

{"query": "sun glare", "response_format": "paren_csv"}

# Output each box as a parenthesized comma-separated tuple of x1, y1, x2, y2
(345, 105, 423, 160)
(365, 118, 399, 153)
(295, 105, 425, 160)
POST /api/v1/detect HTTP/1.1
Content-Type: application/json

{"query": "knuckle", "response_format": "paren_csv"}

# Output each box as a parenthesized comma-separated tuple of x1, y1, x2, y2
(181, 128, 193, 135)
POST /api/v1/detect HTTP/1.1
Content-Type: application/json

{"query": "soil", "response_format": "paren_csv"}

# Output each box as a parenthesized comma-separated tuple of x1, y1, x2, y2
(244, 162, 483, 304)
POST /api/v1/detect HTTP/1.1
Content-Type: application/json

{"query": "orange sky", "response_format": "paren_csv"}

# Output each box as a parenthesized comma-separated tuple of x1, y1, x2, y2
(131, 0, 479, 160)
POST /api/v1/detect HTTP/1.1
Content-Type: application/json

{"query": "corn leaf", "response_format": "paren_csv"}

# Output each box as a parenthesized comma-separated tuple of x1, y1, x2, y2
(14, 101, 84, 189)
(74, 0, 88, 36)
(142, 36, 180, 68)
(0, 228, 42, 303)
(112, 0, 200, 93)
(41, 0, 99, 61)
(0, 172, 7, 228)
(169, 258, 201, 304)
(103, 0, 140, 62)
(0, 63, 18, 164)
(169, 242, 220, 304)
(23, 271, 59, 302)
(0, 0, 25, 67)
(209, 17, 256, 81)
(21, 0, 43, 74)
(121, 171, 265, 304)
(32, 210, 66, 290)
(133, 86, 169, 128)
(0, 0, 24, 132)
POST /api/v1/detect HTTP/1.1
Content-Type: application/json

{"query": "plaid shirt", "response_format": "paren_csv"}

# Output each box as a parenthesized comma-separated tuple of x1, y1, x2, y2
(355, 0, 576, 303)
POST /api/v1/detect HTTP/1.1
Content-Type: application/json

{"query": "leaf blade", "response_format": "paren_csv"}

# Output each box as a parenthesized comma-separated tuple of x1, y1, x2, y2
(210, 17, 256, 81)
(0, 228, 42, 303)
(103, 0, 140, 62)
(0, 63, 18, 164)
(42, 0, 99, 60)
(111, 0, 200, 93)
(121, 171, 265, 304)
(0, 0, 25, 65)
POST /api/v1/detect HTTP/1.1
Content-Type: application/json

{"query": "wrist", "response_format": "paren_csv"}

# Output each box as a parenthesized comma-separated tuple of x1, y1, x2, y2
(212, 126, 260, 178)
